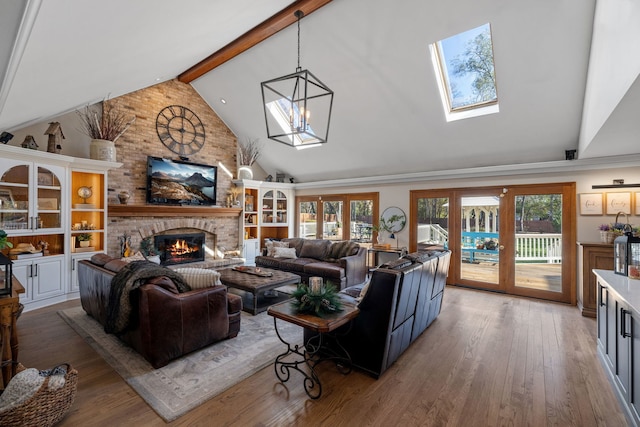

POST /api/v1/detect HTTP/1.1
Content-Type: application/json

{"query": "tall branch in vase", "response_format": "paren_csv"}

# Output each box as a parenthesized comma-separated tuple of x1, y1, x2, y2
(237, 138, 262, 166)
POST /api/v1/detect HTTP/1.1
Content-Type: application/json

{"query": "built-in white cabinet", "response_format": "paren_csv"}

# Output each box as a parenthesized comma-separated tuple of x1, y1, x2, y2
(12, 256, 64, 303)
(243, 239, 260, 266)
(595, 269, 640, 426)
(236, 180, 294, 263)
(70, 252, 95, 292)
(0, 144, 120, 311)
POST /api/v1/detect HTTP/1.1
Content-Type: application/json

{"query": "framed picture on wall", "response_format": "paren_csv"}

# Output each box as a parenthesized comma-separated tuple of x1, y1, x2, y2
(606, 192, 632, 215)
(579, 193, 603, 215)
(635, 192, 640, 215)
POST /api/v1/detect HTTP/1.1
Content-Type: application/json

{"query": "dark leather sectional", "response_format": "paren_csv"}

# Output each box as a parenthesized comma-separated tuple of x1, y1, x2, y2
(305, 249, 451, 378)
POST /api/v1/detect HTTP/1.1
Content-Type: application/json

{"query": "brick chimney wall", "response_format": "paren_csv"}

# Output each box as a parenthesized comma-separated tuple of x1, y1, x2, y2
(105, 79, 239, 257)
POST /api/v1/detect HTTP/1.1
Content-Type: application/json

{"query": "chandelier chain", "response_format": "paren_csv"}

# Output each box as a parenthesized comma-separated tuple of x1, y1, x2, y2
(296, 10, 302, 72)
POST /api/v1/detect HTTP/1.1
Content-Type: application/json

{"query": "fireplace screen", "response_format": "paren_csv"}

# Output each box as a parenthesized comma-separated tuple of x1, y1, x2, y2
(154, 232, 205, 265)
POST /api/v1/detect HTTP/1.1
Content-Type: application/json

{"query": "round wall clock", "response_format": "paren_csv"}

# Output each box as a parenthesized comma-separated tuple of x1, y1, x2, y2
(155, 105, 205, 156)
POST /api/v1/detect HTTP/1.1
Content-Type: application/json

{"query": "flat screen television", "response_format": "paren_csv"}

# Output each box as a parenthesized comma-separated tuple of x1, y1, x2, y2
(146, 156, 217, 205)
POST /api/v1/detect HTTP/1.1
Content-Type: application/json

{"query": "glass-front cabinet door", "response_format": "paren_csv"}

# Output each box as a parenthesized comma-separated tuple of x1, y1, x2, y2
(262, 189, 288, 225)
(0, 161, 64, 233)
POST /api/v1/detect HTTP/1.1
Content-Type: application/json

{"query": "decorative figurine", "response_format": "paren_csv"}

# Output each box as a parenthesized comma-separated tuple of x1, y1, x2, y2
(119, 233, 132, 257)
(44, 122, 64, 154)
(38, 240, 50, 255)
(21, 135, 38, 150)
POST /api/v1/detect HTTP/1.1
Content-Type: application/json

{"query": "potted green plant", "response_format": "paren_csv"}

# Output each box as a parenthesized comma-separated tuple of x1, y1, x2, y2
(77, 233, 92, 248)
(0, 230, 13, 252)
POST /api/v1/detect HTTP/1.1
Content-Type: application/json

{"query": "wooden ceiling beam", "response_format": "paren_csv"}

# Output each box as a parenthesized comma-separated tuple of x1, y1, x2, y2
(178, 0, 333, 83)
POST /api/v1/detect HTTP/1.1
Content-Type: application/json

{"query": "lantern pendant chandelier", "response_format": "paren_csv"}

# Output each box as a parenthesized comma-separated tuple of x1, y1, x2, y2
(261, 10, 334, 149)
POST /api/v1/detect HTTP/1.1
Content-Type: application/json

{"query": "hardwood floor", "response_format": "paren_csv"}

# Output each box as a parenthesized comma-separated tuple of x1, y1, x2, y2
(18, 287, 629, 426)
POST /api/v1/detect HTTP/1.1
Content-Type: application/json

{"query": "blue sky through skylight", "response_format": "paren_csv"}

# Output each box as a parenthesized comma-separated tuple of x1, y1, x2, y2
(437, 23, 497, 110)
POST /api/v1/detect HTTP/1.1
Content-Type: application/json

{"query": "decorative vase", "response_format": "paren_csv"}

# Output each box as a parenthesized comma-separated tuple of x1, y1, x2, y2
(238, 166, 253, 180)
(118, 191, 130, 205)
(79, 241, 90, 248)
(90, 139, 117, 162)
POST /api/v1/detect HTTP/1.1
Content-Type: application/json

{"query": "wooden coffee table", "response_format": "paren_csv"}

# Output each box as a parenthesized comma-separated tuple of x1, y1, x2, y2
(267, 298, 359, 399)
(218, 267, 301, 315)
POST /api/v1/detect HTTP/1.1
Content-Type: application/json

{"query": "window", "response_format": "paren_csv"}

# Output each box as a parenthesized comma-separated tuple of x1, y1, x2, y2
(296, 193, 379, 245)
(430, 23, 499, 122)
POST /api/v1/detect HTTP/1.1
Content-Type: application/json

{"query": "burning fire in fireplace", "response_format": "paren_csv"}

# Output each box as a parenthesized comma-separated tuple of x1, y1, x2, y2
(155, 232, 205, 266)
(170, 239, 196, 256)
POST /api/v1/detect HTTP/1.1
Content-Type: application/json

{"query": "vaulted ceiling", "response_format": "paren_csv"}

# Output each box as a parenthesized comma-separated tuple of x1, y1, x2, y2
(1, 0, 638, 183)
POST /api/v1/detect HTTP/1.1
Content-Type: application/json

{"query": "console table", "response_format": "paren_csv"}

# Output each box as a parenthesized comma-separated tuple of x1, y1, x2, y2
(267, 298, 359, 399)
(0, 276, 25, 390)
(367, 247, 406, 271)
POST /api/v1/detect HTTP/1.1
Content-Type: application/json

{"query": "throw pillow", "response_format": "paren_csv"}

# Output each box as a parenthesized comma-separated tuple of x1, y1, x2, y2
(121, 251, 146, 263)
(266, 240, 289, 257)
(328, 241, 359, 259)
(146, 255, 161, 264)
(299, 240, 331, 259)
(90, 253, 112, 266)
(0, 368, 45, 412)
(273, 247, 297, 259)
(174, 267, 221, 289)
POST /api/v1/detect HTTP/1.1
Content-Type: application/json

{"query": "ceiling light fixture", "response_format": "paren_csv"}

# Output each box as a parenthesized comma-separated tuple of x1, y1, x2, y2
(261, 10, 333, 149)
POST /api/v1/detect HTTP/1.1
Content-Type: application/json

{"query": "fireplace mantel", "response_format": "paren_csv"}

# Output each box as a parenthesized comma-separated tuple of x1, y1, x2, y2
(108, 205, 242, 217)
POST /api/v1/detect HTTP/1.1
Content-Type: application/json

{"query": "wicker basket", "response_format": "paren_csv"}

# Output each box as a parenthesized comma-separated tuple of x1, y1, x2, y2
(0, 363, 78, 427)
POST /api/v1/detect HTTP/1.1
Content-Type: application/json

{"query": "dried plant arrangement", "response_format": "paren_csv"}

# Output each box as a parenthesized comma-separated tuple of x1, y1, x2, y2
(237, 138, 262, 166)
(77, 99, 136, 142)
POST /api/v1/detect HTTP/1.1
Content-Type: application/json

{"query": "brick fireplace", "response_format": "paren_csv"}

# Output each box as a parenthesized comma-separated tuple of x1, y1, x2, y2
(108, 215, 242, 269)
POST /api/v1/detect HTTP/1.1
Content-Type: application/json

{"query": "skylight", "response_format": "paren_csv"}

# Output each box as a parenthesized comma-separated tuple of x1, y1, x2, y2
(265, 98, 322, 149)
(430, 23, 499, 122)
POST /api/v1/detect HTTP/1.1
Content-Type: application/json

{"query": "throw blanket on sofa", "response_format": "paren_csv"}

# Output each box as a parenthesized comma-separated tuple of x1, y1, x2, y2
(105, 261, 191, 334)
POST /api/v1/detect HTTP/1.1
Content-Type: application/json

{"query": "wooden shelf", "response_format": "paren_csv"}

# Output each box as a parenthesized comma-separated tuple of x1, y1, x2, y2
(108, 204, 242, 218)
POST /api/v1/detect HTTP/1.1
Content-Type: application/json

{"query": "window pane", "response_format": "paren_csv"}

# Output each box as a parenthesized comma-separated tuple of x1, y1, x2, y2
(417, 197, 449, 249)
(514, 194, 562, 293)
(322, 201, 343, 241)
(350, 199, 373, 243)
(299, 201, 317, 238)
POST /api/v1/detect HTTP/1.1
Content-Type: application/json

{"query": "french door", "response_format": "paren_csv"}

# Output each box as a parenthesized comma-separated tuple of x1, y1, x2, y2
(410, 183, 575, 303)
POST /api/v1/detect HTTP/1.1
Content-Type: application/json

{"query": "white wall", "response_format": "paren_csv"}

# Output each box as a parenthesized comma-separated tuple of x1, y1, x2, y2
(6, 109, 90, 159)
(295, 166, 640, 250)
(579, 0, 640, 153)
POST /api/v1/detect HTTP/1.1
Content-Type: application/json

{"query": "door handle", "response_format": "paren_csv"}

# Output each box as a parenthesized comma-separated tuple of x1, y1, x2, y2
(499, 245, 505, 250)
(621, 308, 632, 338)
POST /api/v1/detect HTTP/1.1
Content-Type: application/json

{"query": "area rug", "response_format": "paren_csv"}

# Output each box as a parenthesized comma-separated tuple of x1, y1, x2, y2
(58, 306, 301, 422)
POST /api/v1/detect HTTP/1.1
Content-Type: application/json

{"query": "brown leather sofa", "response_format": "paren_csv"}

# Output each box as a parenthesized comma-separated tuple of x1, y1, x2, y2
(78, 254, 242, 368)
(255, 238, 367, 289)
(305, 249, 451, 378)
